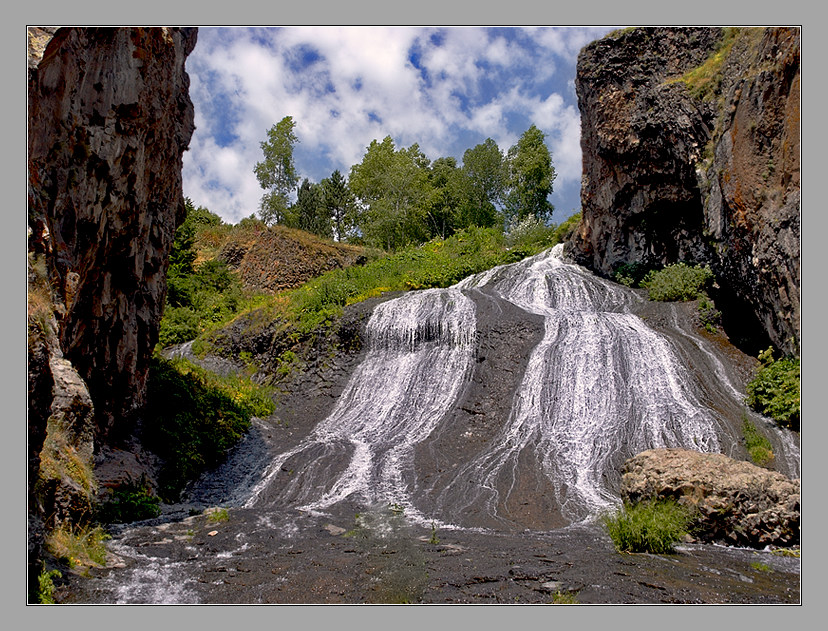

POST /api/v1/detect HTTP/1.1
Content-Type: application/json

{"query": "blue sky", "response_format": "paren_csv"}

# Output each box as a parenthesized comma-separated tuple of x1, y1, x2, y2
(182, 26, 616, 225)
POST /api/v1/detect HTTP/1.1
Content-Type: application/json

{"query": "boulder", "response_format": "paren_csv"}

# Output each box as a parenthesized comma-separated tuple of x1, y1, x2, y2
(621, 448, 799, 548)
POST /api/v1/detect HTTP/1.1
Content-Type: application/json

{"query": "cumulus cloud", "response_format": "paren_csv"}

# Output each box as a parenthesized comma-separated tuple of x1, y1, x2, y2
(182, 26, 613, 223)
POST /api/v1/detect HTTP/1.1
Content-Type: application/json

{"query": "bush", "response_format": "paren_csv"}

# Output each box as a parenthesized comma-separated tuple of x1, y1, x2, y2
(36, 566, 61, 604)
(641, 262, 714, 302)
(143, 356, 275, 501)
(602, 499, 696, 554)
(746, 348, 800, 431)
(97, 477, 161, 523)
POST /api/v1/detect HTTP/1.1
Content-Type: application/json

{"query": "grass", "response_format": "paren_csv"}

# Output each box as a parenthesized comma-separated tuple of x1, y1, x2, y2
(746, 347, 800, 431)
(552, 591, 579, 604)
(670, 28, 742, 101)
(36, 418, 97, 522)
(742, 415, 775, 467)
(206, 507, 230, 523)
(46, 524, 110, 571)
(602, 499, 696, 554)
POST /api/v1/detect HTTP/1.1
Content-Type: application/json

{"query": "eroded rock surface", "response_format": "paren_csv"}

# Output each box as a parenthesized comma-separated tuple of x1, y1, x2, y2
(622, 448, 800, 548)
(569, 27, 800, 355)
(28, 27, 197, 437)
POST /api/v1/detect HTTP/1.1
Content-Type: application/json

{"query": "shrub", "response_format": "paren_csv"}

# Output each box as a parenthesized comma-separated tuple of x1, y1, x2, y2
(742, 415, 775, 467)
(746, 348, 800, 431)
(697, 292, 722, 332)
(143, 356, 274, 501)
(36, 566, 62, 604)
(641, 262, 714, 302)
(97, 476, 161, 523)
(602, 499, 696, 554)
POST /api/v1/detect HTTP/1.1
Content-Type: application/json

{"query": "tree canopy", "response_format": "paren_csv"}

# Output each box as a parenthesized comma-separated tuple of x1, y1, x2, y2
(250, 117, 560, 250)
(254, 116, 299, 226)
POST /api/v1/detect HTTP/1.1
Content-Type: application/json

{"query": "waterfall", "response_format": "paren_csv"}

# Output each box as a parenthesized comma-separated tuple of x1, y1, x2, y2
(244, 287, 476, 522)
(246, 244, 798, 529)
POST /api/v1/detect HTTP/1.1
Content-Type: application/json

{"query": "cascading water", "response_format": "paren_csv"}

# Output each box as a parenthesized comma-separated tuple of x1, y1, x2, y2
(241, 244, 792, 529)
(74, 244, 801, 604)
(244, 287, 477, 524)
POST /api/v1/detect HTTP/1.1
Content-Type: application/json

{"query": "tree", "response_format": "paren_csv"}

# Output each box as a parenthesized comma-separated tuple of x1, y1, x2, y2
(321, 170, 357, 242)
(253, 116, 300, 226)
(505, 124, 556, 225)
(426, 156, 466, 239)
(349, 136, 433, 250)
(294, 178, 332, 238)
(461, 138, 507, 228)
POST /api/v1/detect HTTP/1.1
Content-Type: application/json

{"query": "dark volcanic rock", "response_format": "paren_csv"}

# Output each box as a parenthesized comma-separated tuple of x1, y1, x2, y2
(621, 448, 800, 548)
(28, 27, 197, 437)
(569, 27, 800, 355)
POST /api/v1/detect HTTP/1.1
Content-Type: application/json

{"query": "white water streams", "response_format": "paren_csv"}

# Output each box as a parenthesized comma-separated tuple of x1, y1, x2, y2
(245, 244, 796, 528)
(452, 247, 724, 523)
(245, 287, 476, 522)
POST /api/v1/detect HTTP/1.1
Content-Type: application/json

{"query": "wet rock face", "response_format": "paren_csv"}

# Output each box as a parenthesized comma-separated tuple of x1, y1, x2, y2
(28, 27, 197, 436)
(569, 27, 800, 355)
(622, 448, 800, 548)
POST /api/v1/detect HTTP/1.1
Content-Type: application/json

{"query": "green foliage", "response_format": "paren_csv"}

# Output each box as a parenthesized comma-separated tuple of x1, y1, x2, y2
(159, 202, 250, 348)
(742, 415, 774, 467)
(36, 566, 62, 604)
(697, 292, 722, 332)
(504, 124, 556, 225)
(746, 348, 800, 431)
(322, 169, 358, 241)
(254, 116, 300, 225)
(602, 499, 696, 554)
(97, 476, 161, 524)
(206, 507, 230, 523)
(613, 261, 654, 288)
(143, 356, 274, 501)
(461, 137, 508, 228)
(292, 178, 332, 238)
(284, 224, 567, 333)
(641, 262, 714, 302)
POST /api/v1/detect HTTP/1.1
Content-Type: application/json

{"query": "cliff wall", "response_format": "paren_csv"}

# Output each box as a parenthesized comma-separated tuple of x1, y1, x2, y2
(28, 27, 197, 439)
(568, 27, 800, 355)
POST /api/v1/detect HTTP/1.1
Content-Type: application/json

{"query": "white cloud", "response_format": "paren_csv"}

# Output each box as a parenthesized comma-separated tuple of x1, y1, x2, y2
(183, 26, 609, 223)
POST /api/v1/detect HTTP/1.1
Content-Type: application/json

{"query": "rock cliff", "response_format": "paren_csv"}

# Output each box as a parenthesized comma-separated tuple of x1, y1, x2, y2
(28, 27, 197, 438)
(568, 27, 800, 356)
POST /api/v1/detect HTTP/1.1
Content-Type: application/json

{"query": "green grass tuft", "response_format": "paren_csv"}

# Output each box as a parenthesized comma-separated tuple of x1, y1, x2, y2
(602, 499, 696, 554)
(742, 415, 775, 467)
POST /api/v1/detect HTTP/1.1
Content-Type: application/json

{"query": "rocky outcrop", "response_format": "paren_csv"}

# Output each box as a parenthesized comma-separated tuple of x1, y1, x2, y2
(28, 27, 197, 438)
(569, 27, 800, 355)
(217, 224, 366, 294)
(621, 448, 800, 548)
